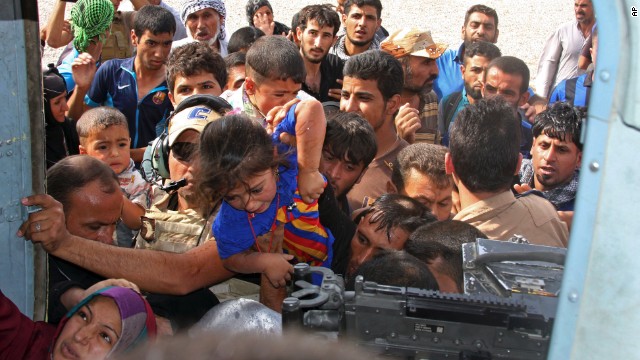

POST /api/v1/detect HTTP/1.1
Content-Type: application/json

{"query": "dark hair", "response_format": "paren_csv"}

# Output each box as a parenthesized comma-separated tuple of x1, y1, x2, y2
(343, 0, 382, 19)
(47, 155, 119, 211)
(76, 107, 129, 145)
(324, 112, 377, 168)
(246, 0, 273, 26)
(224, 51, 247, 70)
(487, 56, 530, 94)
(463, 41, 502, 65)
(344, 50, 403, 101)
(391, 144, 451, 193)
(405, 221, 486, 293)
(134, 5, 176, 39)
(197, 114, 287, 201)
(298, 4, 341, 36)
(348, 249, 439, 290)
(246, 36, 306, 84)
(533, 102, 585, 151)
(167, 42, 227, 94)
(449, 97, 521, 193)
(356, 193, 437, 240)
(464, 4, 499, 28)
(228, 27, 266, 54)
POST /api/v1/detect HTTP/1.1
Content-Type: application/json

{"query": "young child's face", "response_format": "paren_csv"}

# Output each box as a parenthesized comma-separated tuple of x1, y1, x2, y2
(169, 72, 223, 106)
(223, 168, 278, 214)
(80, 125, 131, 174)
(246, 77, 301, 116)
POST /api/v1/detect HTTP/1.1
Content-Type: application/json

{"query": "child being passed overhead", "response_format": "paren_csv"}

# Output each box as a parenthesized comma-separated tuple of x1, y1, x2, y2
(198, 99, 331, 287)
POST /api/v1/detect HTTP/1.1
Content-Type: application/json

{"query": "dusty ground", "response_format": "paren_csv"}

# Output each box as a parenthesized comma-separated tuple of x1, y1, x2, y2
(38, 0, 575, 85)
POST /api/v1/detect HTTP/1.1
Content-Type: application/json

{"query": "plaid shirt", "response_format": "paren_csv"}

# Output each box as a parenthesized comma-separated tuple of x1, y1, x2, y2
(519, 158, 579, 211)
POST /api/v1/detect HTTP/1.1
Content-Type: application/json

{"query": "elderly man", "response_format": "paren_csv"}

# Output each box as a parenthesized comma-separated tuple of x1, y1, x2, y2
(381, 28, 448, 142)
(536, 0, 595, 99)
(172, 0, 229, 57)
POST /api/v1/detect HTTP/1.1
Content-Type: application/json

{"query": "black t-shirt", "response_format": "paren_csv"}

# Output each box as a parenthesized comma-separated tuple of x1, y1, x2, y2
(301, 54, 345, 103)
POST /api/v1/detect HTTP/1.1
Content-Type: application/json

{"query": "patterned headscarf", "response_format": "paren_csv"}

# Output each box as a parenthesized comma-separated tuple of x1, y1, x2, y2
(71, 0, 115, 52)
(51, 286, 157, 358)
(245, 0, 272, 26)
(180, 0, 227, 40)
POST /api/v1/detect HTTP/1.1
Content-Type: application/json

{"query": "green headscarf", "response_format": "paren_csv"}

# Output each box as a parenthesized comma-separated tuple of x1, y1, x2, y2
(71, 0, 115, 52)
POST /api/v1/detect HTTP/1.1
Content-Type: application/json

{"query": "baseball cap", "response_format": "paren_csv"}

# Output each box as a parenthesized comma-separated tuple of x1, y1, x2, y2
(381, 28, 448, 59)
(168, 105, 222, 146)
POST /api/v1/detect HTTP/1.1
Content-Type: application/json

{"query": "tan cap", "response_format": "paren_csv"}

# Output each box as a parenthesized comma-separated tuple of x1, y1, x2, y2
(168, 105, 222, 146)
(381, 28, 448, 59)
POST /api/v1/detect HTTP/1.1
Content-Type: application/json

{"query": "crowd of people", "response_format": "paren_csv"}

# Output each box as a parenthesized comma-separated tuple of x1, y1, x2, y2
(3, 0, 594, 358)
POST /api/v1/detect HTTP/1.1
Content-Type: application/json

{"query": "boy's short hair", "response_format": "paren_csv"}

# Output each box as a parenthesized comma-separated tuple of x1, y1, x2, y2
(133, 5, 176, 39)
(391, 144, 451, 192)
(224, 51, 247, 70)
(246, 36, 306, 85)
(324, 112, 377, 168)
(228, 26, 265, 54)
(76, 107, 129, 145)
(343, 50, 403, 102)
(167, 42, 227, 94)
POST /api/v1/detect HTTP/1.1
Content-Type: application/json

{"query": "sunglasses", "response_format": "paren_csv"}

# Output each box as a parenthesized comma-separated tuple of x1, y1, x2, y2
(171, 142, 198, 162)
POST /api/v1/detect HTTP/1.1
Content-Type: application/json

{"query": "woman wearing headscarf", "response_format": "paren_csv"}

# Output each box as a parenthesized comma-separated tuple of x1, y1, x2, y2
(43, 64, 80, 169)
(245, 0, 290, 36)
(0, 286, 156, 359)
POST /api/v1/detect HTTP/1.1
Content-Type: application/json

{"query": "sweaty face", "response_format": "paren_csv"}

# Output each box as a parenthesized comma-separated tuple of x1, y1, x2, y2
(80, 125, 131, 174)
(186, 8, 221, 42)
(225, 64, 246, 91)
(320, 148, 365, 197)
(347, 212, 410, 277)
(340, 76, 390, 133)
(462, 55, 491, 100)
(170, 72, 222, 106)
(482, 67, 528, 109)
(399, 169, 452, 221)
(49, 92, 69, 123)
(574, 0, 594, 24)
(403, 55, 439, 93)
(52, 296, 122, 360)
(223, 168, 278, 214)
(245, 77, 301, 116)
(132, 30, 173, 71)
(531, 133, 582, 191)
(168, 130, 200, 208)
(65, 180, 123, 245)
(461, 12, 498, 45)
(298, 20, 336, 64)
(343, 5, 381, 47)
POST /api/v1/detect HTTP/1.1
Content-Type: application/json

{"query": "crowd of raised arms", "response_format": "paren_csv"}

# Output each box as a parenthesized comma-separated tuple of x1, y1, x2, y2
(2, 0, 594, 358)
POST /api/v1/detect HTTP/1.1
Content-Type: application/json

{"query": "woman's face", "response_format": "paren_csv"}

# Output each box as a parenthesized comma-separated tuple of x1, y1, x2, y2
(52, 296, 122, 360)
(49, 92, 69, 123)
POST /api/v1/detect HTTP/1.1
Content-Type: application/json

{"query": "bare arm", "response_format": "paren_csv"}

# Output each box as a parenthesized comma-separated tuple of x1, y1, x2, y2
(66, 53, 96, 121)
(18, 194, 234, 295)
(121, 196, 144, 230)
(44, 0, 73, 48)
(223, 251, 293, 288)
(130, 147, 147, 163)
(294, 100, 327, 203)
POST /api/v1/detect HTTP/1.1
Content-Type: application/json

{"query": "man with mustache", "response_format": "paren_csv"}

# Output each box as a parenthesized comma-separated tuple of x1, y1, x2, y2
(172, 0, 229, 57)
(297, 4, 344, 102)
(535, 0, 595, 99)
(381, 28, 447, 143)
(438, 41, 501, 146)
(330, 0, 383, 61)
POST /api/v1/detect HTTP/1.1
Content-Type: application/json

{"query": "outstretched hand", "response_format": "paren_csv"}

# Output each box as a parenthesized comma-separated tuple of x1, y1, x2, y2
(265, 98, 300, 146)
(263, 253, 294, 288)
(17, 194, 70, 253)
(513, 183, 533, 194)
(395, 103, 421, 144)
(71, 52, 97, 90)
(298, 169, 325, 204)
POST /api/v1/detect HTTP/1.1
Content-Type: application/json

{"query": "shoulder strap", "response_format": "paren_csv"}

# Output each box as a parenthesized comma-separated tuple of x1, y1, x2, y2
(444, 91, 463, 133)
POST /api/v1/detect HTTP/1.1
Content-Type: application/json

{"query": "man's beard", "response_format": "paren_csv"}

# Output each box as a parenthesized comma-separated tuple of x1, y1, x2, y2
(464, 81, 483, 100)
(346, 32, 372, 47)
(404, 65, 437, 94)
(188, 25, 220, 47)
(302, 46, 325, 64)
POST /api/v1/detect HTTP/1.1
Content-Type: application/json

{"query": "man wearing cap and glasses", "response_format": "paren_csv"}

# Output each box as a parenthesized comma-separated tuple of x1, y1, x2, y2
(172, 0, 229, 57)
(381, 28, 448, 144)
